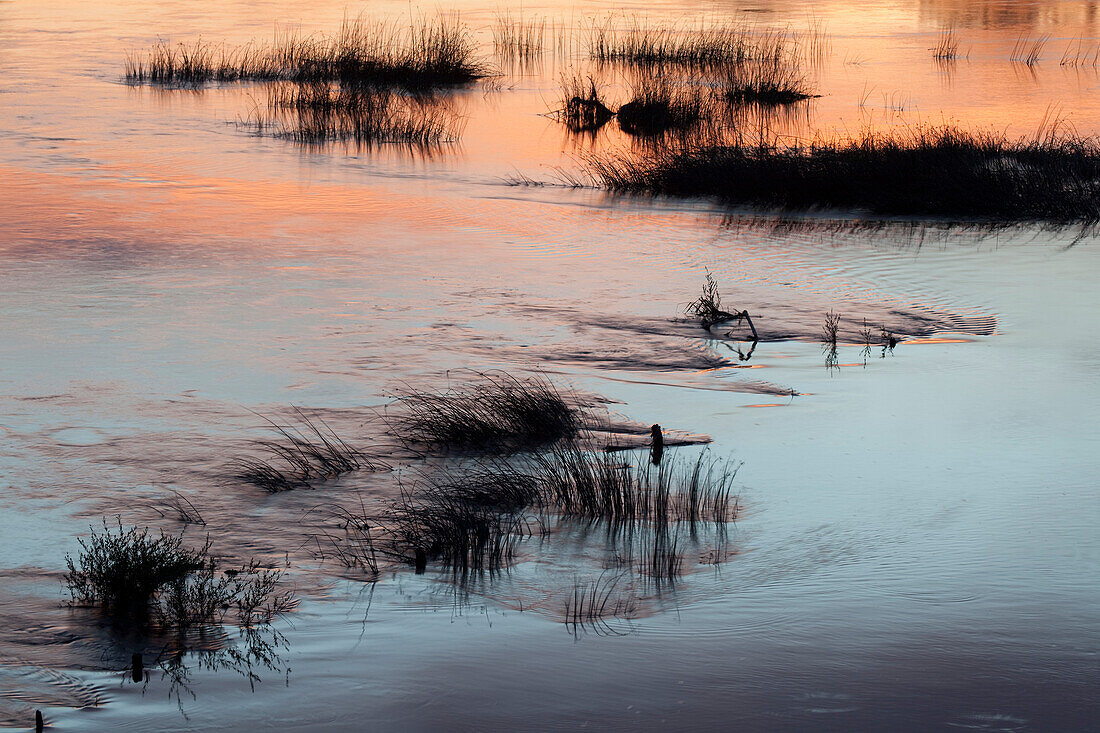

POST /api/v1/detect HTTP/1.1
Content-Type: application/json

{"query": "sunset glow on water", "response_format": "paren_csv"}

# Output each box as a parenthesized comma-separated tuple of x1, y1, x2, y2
(2, 1, 1099, 730)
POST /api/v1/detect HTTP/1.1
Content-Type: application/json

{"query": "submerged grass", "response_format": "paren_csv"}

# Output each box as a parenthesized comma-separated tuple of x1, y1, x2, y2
(322, 448, 739, 576)
(584, 123, 1100, 222)
(493, 12, 547, 61)
(392, 372, 584, 452)
(244, 82, 458, 148)
(563, 573, 637, 636)
(125, 17, 486, 90)
(233, 408, 385, 493)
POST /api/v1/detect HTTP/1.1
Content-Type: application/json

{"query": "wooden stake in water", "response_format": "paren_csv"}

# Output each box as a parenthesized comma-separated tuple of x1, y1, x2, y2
(650, 424, 664, 466)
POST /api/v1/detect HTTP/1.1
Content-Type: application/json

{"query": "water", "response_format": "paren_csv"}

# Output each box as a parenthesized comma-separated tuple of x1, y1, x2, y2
(2, 0, 1099, 730)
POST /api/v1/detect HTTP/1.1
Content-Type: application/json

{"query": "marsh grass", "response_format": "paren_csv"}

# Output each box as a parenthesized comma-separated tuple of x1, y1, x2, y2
(244, 82, 457, 148)
(1061, 39, 1100, 67)
(932, 26, 963, 60)
(588, 19, 794, 69)
(563, 573, 637, 636)
(392, 372, 584, 452)
(125, 17, 486, 90)
(555, 74, 614, 132)
(616, 75, 709, 136)
(153, 489, 206, 525)
(822, 311, 841, 345)
(233, 408, 384, 493)
(493, 13, 547, 61)
(1010, 34, 1049, 66)
(723, 59, 817, 106)
(536, 448, 739, 525)
(64, 519, 291, 628)
(383, 476, 538, 574)
(583, 124, 1100, 222)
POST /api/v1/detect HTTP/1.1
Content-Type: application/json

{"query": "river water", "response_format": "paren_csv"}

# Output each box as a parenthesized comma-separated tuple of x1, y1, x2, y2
(1, 0, 1098, 730)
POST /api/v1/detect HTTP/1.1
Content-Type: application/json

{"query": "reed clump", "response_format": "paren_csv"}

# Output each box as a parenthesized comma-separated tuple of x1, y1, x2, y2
(125, 17, 486, 90)
(723, 59, 816, 106)
(493, 13, 547, 61)
(584, 124, 1100, 222)
(589, 20, 794, 69)
(616, 76, 708, 136)
(555, 75, 614, 132)
(932, 26, 963, 61)
(64, 519, 291, 628)
(535, 448, 738, 525)
(383, 471, 539, 574)
(393, 373, 584, 452)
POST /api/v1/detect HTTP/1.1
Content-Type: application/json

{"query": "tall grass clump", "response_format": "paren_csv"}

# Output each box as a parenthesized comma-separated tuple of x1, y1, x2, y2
(64, 519, 291, 628)
(554, 74, 614, 132)
(583, 124, 1100, 222)
(233, 408, 385, 492)
(383, 470, 540, 574)
(723, 59, 816, 106)
(125, 17, 486, 90)
(535, 448, 738, 525)
(616, 75, 709, 136)
(393, 373, 584, 451)
(588, 19, 794, 69)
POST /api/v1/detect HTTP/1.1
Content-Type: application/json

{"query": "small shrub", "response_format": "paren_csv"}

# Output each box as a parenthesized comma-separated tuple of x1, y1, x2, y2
(64, 520, 291, 628)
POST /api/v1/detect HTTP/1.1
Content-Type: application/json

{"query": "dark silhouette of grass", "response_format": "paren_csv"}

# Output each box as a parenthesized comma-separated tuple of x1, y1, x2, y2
(384, 473, 537, 574)
(583, 124, 1100, 222)
(392, 373, 584, 452)
(563, 573, 637, 637)
(535, 448, 739, 525)
(616, 75, 707, 136)
(723, 59, 817, 106)
(493, 12, 547, 61)
(233, 408, 386, 493)
(588, 20, 793, 69)
(125, 17, 486, 91)
(554, 74, 615, 132)
(1010, 34, 1049, 66)
(243, 82, 457, 148)
(153, 489, 206, 525)
(932, 26, 963, 60)
(64, 519, 291, 628)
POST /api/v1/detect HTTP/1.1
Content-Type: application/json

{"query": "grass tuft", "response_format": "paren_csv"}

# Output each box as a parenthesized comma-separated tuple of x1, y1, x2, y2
(125, 17, 486, 90)
(723, 59, 817, 105)
(393, 373, 583, 452)
(555, 75, 615, 132)
(64, 519, 291, 628)
(583, 123, 1100, 222)
(616, 75, 707, 136)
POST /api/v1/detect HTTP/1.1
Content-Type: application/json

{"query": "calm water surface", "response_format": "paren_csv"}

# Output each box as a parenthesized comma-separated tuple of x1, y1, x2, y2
(1, 0, 1099, 730)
